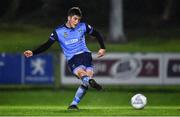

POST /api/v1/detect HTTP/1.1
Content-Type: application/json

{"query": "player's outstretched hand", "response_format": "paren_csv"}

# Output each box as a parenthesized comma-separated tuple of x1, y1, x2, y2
(24, 50, 33, 58)
(97, 49, 105, 58)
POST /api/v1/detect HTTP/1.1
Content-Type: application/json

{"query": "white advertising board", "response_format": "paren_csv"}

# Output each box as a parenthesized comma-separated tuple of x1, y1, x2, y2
(164, 54, 180, 84)
(60, 53, 164, 85)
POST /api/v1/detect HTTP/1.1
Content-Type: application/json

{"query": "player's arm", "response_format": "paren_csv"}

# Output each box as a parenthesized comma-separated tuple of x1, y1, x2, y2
(24, 32, 57, 58)
(85, 24, 106, 58)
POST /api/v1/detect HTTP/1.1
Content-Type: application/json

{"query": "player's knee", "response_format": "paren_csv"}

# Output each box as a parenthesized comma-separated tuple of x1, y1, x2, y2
(76, 70, 87, 78)
(86, 71, 94, 78)
(87, 73, 93, 78)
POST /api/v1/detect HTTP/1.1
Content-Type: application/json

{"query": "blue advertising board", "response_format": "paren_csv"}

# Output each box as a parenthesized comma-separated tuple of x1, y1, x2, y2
(24, 54, 54, 84)
(0, 53, 54, 85)
(0, 53, 22, 84)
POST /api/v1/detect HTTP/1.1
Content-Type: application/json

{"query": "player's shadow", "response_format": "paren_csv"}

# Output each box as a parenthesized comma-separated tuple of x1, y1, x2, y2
(48, 109, 91, 115)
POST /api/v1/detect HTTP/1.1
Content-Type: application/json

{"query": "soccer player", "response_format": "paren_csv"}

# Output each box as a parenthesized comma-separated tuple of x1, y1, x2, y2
(24, 7, 106, 110)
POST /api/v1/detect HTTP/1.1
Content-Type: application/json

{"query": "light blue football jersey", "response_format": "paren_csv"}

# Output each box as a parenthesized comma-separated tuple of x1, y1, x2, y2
(50, 22, 93, 60)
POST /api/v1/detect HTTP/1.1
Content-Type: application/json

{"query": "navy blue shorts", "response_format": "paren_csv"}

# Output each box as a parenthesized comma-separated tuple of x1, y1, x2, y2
(68, 52, 93, 74)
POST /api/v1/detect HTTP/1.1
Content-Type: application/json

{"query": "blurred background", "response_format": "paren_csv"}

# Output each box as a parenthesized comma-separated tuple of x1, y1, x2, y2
(0, 0, 180, 85)
(0, 0, 180, 116)
(1, 0, 180, 27)
(0, 0, 180, 51)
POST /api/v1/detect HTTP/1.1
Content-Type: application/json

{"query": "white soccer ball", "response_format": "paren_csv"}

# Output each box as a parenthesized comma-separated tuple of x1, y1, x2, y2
(131, 93, 147, 109)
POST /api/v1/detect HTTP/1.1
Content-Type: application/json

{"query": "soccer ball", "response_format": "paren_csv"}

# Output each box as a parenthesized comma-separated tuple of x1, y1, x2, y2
(131, 94, 147, 109)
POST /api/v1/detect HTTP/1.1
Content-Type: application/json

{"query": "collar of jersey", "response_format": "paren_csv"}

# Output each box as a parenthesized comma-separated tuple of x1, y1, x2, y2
(64, 24, 76, 30)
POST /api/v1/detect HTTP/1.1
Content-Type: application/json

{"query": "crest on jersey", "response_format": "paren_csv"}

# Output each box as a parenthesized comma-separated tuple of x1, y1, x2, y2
(78, 29, 82, 33)
(63, 32, 68, 38)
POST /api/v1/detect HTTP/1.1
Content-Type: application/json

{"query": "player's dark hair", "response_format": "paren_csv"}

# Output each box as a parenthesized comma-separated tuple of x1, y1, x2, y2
(67, 7, 82, 17)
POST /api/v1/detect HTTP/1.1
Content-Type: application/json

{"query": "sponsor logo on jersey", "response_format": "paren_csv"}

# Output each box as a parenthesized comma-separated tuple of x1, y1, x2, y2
(65, 39, 78, 45)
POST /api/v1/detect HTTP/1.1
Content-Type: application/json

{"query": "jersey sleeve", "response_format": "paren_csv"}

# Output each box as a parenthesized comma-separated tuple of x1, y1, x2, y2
(84, 23, 106, 49)
(32, 39, 55, 55)
(32, 30, 57, 55)
(49, 30, 58, 41)
(85, 23, 94, 34)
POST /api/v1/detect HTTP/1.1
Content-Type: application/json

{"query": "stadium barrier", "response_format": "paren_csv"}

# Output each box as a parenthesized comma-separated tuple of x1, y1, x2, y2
(61, 53, 180, 85)
(2, 53, 180, 86)
(0, 53, 54, 85)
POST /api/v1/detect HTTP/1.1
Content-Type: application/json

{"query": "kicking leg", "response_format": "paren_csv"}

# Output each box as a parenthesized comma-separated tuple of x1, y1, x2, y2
(86, 69, 102, 91)
(76, 68, 102, 90)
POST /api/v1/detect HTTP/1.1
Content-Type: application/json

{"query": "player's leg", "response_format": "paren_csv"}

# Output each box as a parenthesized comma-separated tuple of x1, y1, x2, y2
(67, 52, 101, 110)
(68, 67, 89, 110)
(68, 67, 102, 110)
(86, 68, 102, 91)
(84, 52, 102, 90)
(67, 54, 90, 110)
(68, 84, 88, 110)
(68, 68, 102, 110)
(75, 68, 102, 90)
(76, 68, 91, 87)
(86, 68, 94, 78)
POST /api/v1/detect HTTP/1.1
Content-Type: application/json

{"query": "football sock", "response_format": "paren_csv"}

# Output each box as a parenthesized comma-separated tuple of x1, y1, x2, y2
(71, 85, 88, 106)
(81, 75, 90, 87)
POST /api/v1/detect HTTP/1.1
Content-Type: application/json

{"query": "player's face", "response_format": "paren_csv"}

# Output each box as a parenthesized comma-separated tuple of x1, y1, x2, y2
(68, 15, 81, 28)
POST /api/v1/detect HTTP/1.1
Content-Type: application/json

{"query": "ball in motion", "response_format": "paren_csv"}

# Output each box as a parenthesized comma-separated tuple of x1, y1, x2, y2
(131, 93, 147, 109)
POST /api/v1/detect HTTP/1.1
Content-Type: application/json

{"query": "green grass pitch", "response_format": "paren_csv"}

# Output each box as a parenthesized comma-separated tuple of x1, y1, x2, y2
(1, 106, 180, 116)
(0, 88, 180, 116)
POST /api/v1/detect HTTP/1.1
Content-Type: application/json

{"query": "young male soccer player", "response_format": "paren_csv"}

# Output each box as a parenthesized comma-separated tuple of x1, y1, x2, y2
(24, 7, 106, 110)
